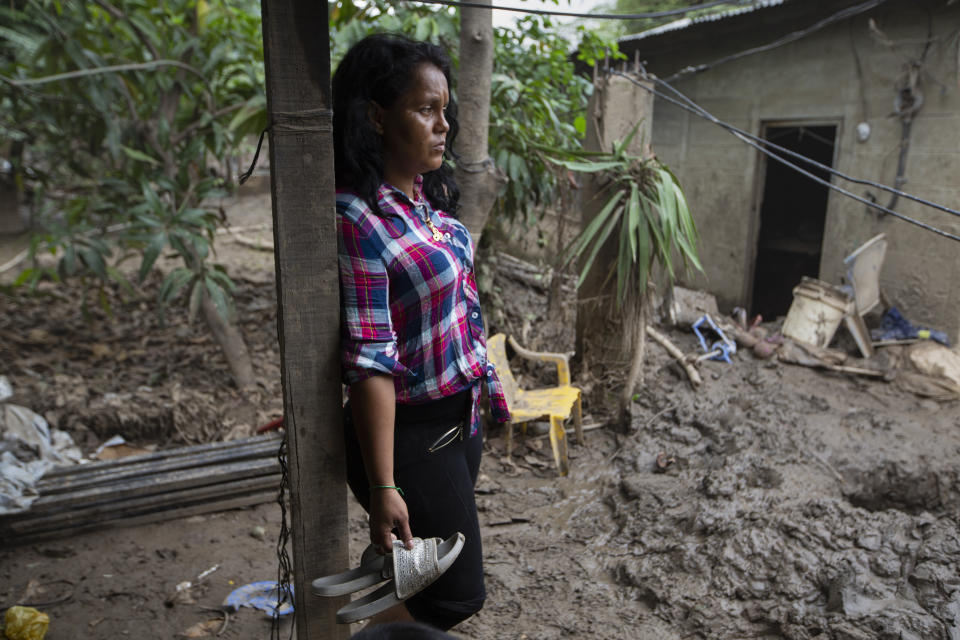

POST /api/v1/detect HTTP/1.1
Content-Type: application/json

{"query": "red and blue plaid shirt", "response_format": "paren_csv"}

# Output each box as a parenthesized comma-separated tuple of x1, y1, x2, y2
(337, 177, 510, 436)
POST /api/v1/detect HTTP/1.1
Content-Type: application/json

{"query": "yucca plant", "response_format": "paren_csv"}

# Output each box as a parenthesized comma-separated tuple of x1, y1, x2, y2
(546, 121, 702, 423)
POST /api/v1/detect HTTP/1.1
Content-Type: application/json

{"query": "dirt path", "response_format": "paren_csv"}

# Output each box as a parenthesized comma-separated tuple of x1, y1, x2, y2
(2, 189, 959, 639)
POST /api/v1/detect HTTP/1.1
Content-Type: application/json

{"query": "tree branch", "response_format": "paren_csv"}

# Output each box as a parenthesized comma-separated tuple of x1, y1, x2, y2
(90, 0, 161, 60)
(2, 60, 207, 87)
(171, 102, 247, 146)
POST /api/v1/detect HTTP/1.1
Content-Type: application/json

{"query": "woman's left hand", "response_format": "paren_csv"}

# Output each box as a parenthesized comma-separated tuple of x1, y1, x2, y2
(370, 487, 414, 552)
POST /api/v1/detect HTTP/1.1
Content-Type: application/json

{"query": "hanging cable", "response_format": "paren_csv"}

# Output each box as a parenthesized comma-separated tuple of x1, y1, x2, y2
(405, 0, 754, 21)
(611, 69, 960, 221)
(663, 0, 890, 81)
(608, 70, 960, 243)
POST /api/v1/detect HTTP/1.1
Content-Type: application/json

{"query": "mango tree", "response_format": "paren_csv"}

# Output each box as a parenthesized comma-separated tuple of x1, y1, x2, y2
(1, 0, 266, 388)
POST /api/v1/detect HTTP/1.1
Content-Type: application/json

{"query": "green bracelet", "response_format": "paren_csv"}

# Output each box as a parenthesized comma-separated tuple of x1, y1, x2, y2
(370, 484, 405, 497)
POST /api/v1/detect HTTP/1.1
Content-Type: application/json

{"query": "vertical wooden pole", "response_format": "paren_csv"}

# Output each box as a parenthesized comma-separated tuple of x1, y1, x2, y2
(260, 1, 349, 638)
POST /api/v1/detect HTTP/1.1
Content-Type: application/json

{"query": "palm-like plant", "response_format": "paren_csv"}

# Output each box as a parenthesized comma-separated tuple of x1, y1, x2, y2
(547, 122, 702, 422)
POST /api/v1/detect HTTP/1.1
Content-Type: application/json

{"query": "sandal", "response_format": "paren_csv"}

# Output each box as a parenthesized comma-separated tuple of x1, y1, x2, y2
(312, 532, 465, 624)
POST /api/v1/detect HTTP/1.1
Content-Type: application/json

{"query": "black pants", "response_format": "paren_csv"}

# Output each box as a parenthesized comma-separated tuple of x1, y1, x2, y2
(344, 390, 485, 631)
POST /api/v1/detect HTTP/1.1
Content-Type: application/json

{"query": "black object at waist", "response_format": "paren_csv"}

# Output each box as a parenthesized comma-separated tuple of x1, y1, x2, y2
(394, 389, 471, 425)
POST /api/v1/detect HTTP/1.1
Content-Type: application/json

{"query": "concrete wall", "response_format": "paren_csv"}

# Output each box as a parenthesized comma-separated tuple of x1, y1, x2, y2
(635, 1, 960, 340)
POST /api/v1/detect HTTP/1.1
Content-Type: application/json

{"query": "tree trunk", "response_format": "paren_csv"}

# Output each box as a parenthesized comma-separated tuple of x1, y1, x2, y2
(576, 72, 654, 414)
(201, 292, 256, 390)
(454, 0, 501, 242)
(618, 295, 647, 430)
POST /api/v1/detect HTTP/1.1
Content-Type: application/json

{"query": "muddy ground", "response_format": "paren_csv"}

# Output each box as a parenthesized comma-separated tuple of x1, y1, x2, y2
(2, 186, 959, 639)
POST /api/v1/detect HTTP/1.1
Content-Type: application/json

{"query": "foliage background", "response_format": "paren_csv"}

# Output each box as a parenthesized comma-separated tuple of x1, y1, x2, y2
(1, 0, 265, 323)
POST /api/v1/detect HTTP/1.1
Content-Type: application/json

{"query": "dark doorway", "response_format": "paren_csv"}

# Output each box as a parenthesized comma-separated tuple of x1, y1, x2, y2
(750, 124, 837, 320)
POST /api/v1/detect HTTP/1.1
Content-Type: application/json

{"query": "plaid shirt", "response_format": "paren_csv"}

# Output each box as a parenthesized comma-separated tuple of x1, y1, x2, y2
(337, 177, 510, 436)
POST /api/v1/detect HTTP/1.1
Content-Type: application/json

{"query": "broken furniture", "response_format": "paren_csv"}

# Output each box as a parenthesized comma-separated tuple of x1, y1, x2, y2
(486, 334, 583, 476)
(781, 233, 886, 358)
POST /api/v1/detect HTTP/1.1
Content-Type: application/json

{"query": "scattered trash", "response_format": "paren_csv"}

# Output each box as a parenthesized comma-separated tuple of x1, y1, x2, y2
(692, 315, 736, 363)
(222, 581, 294, 617)
(752, 334, 782, 360)
(166, 566, 221, 608)
(166, 580, 196, 607)
(250, 525, 266, 541)
(3, 606, 50, 640)
(781, 277, 854, 349)
(654, 451, 676, 473)
(872, 307, 950, 347)
(664, 286, 719, 327)
(92, 435, 153, 461)
(178, 619, 222, 638)
(1, 380, 83, 514)
(904, 342, 960, 393)
(197, 565, 220, 582)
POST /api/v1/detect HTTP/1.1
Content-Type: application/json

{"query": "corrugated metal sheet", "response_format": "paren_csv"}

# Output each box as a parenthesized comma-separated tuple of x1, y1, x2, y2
(620, 0, 789, 42)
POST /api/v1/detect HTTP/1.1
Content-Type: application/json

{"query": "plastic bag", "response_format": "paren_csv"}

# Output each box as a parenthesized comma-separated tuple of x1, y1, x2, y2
(3, 606, 49, 640)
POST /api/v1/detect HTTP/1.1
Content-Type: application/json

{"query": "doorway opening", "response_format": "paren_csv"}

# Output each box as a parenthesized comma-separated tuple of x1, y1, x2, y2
(750, 123, 837, 320)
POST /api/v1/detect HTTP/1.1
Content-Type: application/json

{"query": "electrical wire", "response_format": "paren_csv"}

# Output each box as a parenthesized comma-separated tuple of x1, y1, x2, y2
(609, 69, 960, 243)
(271, 435, 295, 640)
(642, 72, 960, 221)
(662, 0, 890, 81)
(406, 0, 754, 21)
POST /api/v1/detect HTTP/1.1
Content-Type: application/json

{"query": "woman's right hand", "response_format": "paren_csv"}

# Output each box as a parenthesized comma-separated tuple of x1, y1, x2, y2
(370, 487, 414, 551)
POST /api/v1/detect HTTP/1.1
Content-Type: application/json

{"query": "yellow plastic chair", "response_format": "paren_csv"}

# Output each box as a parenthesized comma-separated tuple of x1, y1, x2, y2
(487, 334, 583, 476)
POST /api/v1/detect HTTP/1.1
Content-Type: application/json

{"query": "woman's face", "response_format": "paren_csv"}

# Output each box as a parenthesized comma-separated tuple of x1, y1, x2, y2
(373, 63, 450, 185)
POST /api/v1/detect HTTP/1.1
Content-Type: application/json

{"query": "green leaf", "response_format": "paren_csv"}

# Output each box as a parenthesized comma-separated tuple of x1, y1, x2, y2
(613, 120, 643, 158)
(626, 182, 640, 262)
(60, 245, 78, 278)
(545, 158, 624, 173)
(207, 266, 236, 293)
(139, 231, 167, 284)
(188, 278, 204, 323)
(616, 204, 631, 305)
(577, 202, 623, 289)
(561, 190, 624, 268)
(106, 266, 136, 297)
(637, 196, 651, 290)
(159, 268, 193, 304)
(120, 145, 160, 167)
(573, 115, 586, 136)
(79, 247, 108, 280)
(204, 275, 230, 322)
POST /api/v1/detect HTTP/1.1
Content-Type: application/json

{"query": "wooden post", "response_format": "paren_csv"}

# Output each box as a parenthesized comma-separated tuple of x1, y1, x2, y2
(260, 1, 349, 638)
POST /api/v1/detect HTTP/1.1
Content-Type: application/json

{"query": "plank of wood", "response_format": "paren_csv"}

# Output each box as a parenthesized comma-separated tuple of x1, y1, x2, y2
(41, 433, 282, 479)
(23, 458, 279, 514)
(4, 474, 280, 537)
(37, 439, 280, 495)
(1, 491, 278, 547)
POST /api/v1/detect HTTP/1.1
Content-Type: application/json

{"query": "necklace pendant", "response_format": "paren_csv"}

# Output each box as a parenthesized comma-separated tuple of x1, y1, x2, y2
(425, 216, 444, 242)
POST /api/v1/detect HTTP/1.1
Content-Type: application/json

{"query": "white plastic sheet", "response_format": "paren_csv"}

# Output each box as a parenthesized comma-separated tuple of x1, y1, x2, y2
(0, 376, 83, 514)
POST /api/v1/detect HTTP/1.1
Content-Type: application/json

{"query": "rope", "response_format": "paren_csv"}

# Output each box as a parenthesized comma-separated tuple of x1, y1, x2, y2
(404, 0, 751, 21)
(238, 109, 332, 185)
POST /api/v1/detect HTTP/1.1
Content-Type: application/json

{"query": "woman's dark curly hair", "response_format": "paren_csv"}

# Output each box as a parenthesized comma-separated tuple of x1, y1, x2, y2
(333, 33, 460, 217)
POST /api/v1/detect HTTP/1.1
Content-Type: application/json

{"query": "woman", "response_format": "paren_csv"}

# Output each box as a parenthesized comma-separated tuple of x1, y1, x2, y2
(333, 34, 510, 631)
